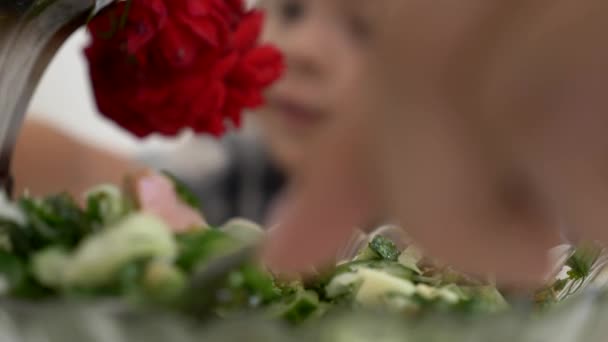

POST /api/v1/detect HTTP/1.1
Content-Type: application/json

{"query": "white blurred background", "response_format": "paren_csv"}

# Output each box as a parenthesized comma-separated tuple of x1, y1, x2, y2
(28, 29, 147, 156)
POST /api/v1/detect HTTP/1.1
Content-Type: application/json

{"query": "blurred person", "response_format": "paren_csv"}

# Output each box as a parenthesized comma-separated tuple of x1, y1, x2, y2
(11, 0, 372, 228)
(13, 0, 583, 288)
(263, 0, 608, 285)
(193, 0, 375, 226)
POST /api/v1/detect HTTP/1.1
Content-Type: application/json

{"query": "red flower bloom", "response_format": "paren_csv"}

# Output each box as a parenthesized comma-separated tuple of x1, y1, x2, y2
(85, 0, 284, 138)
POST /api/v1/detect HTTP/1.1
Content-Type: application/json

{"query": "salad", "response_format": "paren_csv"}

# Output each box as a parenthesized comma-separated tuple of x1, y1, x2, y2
(0, 170, 602, 327)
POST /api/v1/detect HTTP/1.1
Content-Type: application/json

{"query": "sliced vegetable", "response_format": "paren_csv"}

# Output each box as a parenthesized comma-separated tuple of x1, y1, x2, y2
(64, 213, 176, 287)
(398, 247, 423, 275)
(326, 272, 362, 299)
(220, 218, 264, 244)
(84, 184, 132, 226)
(355, 268, 416, 307)
(142, 260, 186, 303)
(31, 247, 70, 287)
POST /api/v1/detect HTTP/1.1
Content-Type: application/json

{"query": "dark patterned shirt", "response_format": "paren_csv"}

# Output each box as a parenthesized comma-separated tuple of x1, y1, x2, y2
(190, 134, 286, 226)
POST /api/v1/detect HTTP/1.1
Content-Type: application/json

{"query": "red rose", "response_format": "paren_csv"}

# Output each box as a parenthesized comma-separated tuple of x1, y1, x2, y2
(85, 0, 284, 138)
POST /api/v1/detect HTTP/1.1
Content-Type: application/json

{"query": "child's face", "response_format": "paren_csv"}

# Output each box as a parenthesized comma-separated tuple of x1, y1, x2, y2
(257, 0, 370, 172)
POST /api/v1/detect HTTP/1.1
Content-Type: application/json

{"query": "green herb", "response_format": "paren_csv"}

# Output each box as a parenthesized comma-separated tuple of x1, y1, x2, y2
(354, 246, 381, 261)
(162, 171, 202, 210)
(18, 194, 93, 250)
(0, 179, 581, 327)
(275, 289, 320, 324)
(369, 236, 400, 261)
(239, 264, 281, 302)
(176, 229, 239, 272)
(398, 247, 423, 275)
(566, 244, 601, 281)
(85, 185, 132, 226)
(0, 251, 25, 293)
(0, 218, 31, 257)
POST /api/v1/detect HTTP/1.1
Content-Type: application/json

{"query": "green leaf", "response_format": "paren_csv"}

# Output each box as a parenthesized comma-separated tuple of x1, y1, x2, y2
(0, 250, 25, 292)
(141, 260, 187, 304)
(566, 243, 602, 281)
(353, 246, 381, 261)
(84, 185, 132, 226)
(18, 194, 94, 250)
(240, 264, 281, 302)
(398, 247, 423, 275)
(117, 259, 147, 295)
(369, 236, 400, 261)
(0, 218, 32, 257)
(454, 286, 509, 314)
(161, 171, 201, 211)
(176, 229, 239, 272)
(63, 214, 176, 288)
(10, 280, 53, 299)
(275, 289, 320, 324)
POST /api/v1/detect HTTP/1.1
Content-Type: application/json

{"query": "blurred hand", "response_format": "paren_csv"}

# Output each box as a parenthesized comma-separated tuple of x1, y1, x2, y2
(13, 120, 145, 197)
(263, 0, 608, 285)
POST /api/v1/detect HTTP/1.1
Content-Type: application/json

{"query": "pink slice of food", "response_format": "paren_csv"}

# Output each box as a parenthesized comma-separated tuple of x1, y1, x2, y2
(129, 170, 207, 232)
